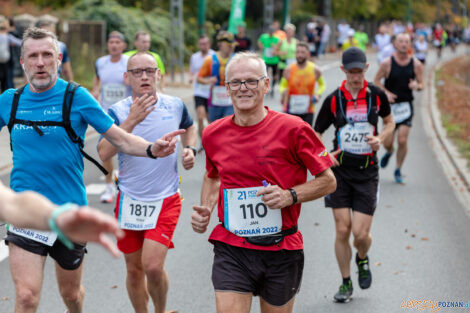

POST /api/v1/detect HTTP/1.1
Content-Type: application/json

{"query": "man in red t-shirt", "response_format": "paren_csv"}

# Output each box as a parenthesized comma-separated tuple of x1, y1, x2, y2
(191, 52, 336, 313)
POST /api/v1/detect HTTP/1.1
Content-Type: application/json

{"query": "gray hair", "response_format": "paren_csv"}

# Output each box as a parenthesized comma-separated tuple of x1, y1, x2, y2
(225, 52, 267, 81)
(21, 27, 59, 58)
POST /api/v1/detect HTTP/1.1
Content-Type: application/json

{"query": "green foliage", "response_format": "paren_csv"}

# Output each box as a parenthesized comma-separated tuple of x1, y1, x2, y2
(205, 0, 231, 27)
(71, 0, 171, 60)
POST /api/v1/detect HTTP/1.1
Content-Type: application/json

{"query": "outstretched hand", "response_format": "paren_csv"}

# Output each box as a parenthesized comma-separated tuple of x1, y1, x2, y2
(55, 208, 124, 258)
(151, 129, 186, 158)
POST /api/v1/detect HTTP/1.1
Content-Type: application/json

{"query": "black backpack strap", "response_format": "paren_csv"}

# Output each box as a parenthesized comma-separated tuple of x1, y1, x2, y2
(8, 85, 26, 151)
(62, 82, 109, 176)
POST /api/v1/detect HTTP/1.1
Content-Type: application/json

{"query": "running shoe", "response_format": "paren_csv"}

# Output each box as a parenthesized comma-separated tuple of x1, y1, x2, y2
(380, 152, 392, 168)
(356, 254, 372, 289)
(333, 280, 353, 302)
(394, 168, 404, 184)
(100, 183, 115, 203)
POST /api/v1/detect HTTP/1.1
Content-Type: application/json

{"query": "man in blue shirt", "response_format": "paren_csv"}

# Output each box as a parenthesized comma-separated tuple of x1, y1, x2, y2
(0, 27, 184, 313)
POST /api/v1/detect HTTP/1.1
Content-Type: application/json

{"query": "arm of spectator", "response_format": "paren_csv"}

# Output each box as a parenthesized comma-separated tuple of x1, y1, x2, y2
(100, 124, 184, 160)
(8, 34, 22, 47)
(0, 182, 123, 257)
(61, 61, 74, 82)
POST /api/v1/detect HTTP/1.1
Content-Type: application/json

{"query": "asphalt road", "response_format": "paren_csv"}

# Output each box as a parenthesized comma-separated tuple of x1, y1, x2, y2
(1, 48, 469, 313)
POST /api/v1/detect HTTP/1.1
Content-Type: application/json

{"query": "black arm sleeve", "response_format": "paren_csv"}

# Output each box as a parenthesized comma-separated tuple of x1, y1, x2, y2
(313, 92, 335, 134)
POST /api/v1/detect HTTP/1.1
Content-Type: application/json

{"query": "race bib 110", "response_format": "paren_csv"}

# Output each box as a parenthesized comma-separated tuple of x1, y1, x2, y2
(223, 186, 282, 237)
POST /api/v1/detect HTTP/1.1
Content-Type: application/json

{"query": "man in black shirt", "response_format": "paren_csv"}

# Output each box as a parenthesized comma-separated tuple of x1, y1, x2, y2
(234, 21, 252, 53)
(314, 47, 395, 303)
(373, 32, 423, 183)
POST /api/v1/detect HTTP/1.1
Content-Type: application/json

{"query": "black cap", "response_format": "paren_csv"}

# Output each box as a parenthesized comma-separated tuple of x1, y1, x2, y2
(342, 47, 367, 70)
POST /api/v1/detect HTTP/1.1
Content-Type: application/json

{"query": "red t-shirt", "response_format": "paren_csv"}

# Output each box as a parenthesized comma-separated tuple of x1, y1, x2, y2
(202, 108, 333, 251)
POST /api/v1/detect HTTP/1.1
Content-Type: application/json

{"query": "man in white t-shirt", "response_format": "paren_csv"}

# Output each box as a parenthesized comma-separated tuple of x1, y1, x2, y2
(374, 25, 391, 64)
(336, 20, 350, 50)
(92, 31, 132, 203)
(189, 35, 215, 149)
(98, 51, 196, 313)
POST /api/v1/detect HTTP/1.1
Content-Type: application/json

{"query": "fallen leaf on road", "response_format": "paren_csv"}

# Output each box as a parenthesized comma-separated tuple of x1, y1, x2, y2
(411, 234, 416, 238)
(1, 297, 9, 301)
(404, 229, 408, 233)
(110, 285, 118, 289)
(421, 237, 429, 241)
(406, 245, 412, 250)
(314, 222, 320, 226)
(375, 262, 382, 266)
(393, 271, 398, 275)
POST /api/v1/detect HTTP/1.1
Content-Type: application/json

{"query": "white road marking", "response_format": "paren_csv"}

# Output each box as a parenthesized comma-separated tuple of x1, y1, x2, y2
(319, 61, 341, 72)
(86, 183, 107, 195)
(0, 240, 9, 263)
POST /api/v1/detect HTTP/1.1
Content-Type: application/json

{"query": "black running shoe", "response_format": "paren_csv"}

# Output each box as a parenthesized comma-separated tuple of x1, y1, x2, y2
(333, 281, 353, 303)
(356, 254, 372, 289)
(380, 152, 392, 168)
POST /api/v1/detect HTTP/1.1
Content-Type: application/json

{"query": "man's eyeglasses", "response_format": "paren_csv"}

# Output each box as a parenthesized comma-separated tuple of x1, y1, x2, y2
(226, 76, 266, 91)
(127, 67, 158, 77)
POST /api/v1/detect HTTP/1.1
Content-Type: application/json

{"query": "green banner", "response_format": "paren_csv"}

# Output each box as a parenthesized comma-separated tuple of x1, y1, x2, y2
(198, 0, 206, 35)
(228, 0, 246, 34)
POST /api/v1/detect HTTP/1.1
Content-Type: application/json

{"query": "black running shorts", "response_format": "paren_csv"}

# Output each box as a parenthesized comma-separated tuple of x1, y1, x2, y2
(194, 96, 208, 110)
(5, 231, 87, 270)
(325, 166, 379, 216)
(212, 241, 304, 307)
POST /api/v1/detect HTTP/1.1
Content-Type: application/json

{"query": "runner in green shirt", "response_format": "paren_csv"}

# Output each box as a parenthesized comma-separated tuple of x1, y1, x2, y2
(353, 25, 369, 52)
(279, 23, 298, 79)
(124, 31, 166, 90)
(258, 26, 281, 96)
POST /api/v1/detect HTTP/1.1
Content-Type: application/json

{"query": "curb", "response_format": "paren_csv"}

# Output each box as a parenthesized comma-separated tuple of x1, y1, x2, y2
(423, 54, 470, 211)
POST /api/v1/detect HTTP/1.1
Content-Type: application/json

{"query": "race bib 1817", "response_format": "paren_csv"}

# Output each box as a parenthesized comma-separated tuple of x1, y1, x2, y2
(118, 193, 163, 230)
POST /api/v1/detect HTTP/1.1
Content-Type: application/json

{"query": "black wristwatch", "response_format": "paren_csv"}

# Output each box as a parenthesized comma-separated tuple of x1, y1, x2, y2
(186, 145, 197, 157)
(288, 188, 298, 205)
(146, 144, 157, 159)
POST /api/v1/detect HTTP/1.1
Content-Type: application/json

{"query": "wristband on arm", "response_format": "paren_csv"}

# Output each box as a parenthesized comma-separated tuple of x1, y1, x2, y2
(48, 203, 78, 250)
